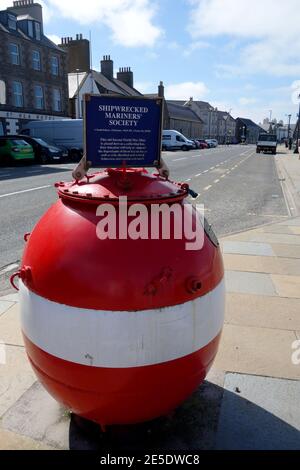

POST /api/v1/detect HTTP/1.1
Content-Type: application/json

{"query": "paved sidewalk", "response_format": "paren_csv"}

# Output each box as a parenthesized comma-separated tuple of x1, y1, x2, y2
(1, 149, 300, 450)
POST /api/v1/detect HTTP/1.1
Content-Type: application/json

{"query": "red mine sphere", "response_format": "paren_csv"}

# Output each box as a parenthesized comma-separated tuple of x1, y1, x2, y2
(19, 168, 225, 426)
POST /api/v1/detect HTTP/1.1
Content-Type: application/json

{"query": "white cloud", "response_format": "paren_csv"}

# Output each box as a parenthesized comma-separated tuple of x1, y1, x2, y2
(45, 0, 162, 47)
(47, 34, 60, 45)
(165, 81, 209, 100)
(189, 0, 300, 76)
(183, 40, 211, 57)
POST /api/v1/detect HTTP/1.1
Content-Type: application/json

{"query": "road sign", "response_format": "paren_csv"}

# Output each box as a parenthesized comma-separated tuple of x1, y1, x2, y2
(84, 94, 163, 168)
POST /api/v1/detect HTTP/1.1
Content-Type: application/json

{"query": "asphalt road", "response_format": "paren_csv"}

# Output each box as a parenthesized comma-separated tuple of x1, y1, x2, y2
(0, 144, 289, 294)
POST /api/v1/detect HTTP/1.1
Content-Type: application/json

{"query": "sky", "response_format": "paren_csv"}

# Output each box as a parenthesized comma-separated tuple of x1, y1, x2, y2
(2, 0, 300, 124)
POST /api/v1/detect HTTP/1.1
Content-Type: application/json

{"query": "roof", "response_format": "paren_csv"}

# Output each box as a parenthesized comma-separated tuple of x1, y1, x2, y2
(166, 102, 203, 123)
(237, 117, 263, 129)
(0, 9, 65, 52)
(69, 70, 143, 98)
(68, 72, 88, 99)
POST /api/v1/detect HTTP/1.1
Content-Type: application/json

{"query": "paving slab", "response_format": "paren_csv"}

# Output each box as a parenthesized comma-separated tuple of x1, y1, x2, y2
(262, 225, 294, 234)
(289, 226, 300, 235)
(216, 373, 300, 450)
(0, 293, 19, 302)
(0, 303, 23, 346)
(225, 270, 277, 296)
(0, 428, 56, 450)
(279, 217, 300, 226)
(271, 274, 300, 299)
(0, 300, 14, 317)
(247, 233, 300, 245)
(214, 324, 300, 380)
(225, 293, 300, 331)
(1, 380, 225, 451)
(222, 241, 275, 256)
(1, 381, 70, 450)
(271, 243, 300, 259)
(0, 345, 36, 417)
(223, 254, 300, 276)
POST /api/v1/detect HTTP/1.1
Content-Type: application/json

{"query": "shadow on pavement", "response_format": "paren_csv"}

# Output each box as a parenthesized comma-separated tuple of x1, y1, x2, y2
(0, 164, 73, 181)
(68, 380, 300, 451)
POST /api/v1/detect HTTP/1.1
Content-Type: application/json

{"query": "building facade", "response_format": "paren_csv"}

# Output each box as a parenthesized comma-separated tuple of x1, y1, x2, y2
(61, 35, 143, 119)
(0, 1, 68, 135)
(168, 98, 236, 141)
(235, 118, 265, 144)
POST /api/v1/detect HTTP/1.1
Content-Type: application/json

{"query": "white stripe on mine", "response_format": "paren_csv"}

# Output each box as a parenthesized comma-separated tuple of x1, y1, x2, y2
(19, 279, 225, 368)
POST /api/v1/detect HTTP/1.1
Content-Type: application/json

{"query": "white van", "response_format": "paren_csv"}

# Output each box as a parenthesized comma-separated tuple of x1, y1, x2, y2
(162, 130, 195, 151)
(20, 119, 83, 159)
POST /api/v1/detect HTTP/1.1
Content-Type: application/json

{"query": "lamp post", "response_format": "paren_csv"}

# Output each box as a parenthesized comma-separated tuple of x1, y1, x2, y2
(223, 114, 229, 144)
(76, 69, 80, 119)
(286, 113, 292, 140)
(241, 125, 246, 143)
(295, 94, 300, 154)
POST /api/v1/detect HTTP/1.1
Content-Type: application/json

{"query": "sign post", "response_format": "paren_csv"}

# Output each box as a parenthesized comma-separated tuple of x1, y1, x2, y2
(84, 94, 163, 168)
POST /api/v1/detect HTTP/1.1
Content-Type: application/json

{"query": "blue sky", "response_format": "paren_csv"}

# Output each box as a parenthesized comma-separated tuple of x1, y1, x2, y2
(3, 0, 300, 124)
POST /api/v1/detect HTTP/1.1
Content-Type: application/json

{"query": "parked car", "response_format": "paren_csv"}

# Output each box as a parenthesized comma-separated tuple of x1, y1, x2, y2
(0, 137, 35, 164)
(192, 139, 201, 149)
(162, 130, 195, 151)
(9, 135, 67, 164)
(205, 139, 218, 148)
(196, 139, 209, 149)
(20, 119, 83, 161)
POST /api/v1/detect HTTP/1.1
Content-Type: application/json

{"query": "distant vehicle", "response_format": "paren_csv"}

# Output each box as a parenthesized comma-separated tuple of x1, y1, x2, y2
(9, 135, 67, 164)
(20, 119, 83, 160)
(162, 130, 195, 151)
(192, 139, 201, 149)
(0, 137, 35, 164)
(196, 139, 209, 149)
(205, 139, 218, 148)
(256, 134, 277, 155)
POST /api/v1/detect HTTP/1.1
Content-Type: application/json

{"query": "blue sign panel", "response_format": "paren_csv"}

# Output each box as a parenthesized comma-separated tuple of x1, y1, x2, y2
(84, 94, 163, 167)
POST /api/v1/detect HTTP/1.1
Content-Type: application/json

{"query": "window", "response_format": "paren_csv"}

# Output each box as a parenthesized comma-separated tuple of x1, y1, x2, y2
(32, 50, 41, 70)
(52, 88, 61, 112)
(12, 81, 23, 107)
(51, 56, 59, 75)
(9, 43, 20, 65)
(28, 20, 33, 37)
(8, 14, 17, 30)
(34, 85, 44, 109)
(35, 22, 41, 40)
(176, 135, 185, 142)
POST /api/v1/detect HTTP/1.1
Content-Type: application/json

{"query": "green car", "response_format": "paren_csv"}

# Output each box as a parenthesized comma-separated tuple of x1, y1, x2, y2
(0, 137, 35, 164)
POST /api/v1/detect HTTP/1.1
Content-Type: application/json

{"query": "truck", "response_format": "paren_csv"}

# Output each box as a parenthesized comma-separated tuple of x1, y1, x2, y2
(256, 133, 277, 155)
(162, 130, 195, 151)
(20, 119, 83, 160)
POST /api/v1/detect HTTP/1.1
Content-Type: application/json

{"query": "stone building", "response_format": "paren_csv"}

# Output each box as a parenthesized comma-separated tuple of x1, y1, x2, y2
(146, 83, 203, 138)
(235, 117, 265, 144)
(60, 35, 143, 119)
(0, 0, 68, 135)
(168, 98, 235, 141)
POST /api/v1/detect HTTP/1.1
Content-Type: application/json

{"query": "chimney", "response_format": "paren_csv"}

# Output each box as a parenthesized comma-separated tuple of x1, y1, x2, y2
(117, 67, 134, 89)
(101, 55, 114, 80)
(9, 0, 43, 24)
(59, 34, 90, 73)
(158, 81, 164, 98)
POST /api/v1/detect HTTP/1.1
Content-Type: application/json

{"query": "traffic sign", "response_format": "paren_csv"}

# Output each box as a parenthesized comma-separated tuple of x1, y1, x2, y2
(84, 94, 163, 168)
